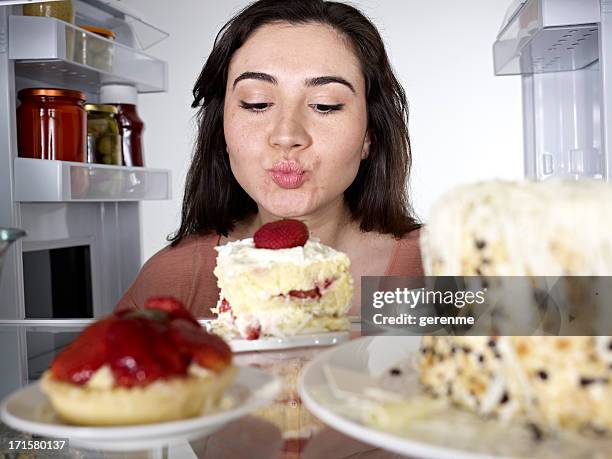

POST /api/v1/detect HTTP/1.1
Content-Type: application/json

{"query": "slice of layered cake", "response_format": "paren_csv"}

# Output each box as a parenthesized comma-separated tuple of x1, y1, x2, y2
(210, 219, 353, 340)
(417, 179, 612, 436)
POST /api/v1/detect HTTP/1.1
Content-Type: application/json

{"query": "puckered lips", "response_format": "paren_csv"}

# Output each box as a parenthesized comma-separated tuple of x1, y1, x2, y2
(268, 160, 306, 189)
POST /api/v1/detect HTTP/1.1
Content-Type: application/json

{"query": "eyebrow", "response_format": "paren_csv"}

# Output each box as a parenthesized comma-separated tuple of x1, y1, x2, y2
(233, 72, 277, 89)
(305, 75, 355, 94)
(232, 72, 356, 94)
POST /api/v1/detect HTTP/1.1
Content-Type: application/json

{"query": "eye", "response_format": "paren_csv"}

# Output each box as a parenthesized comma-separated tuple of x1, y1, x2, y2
(239, 101, 272, 112)
(310, 103, 344, 115)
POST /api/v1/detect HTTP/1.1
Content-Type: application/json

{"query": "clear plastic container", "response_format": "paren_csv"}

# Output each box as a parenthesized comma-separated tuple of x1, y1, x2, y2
(74, 25, 115, 72)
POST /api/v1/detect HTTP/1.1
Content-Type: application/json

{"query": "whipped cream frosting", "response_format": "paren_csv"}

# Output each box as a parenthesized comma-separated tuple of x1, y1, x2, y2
(215, 237, 349, 277)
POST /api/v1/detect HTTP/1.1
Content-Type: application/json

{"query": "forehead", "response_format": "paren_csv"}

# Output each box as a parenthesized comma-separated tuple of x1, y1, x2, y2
(228, 22, 363, 85)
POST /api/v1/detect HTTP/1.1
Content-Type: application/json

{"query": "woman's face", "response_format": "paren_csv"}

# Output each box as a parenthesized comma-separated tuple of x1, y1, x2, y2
(223, 22, 369, 219)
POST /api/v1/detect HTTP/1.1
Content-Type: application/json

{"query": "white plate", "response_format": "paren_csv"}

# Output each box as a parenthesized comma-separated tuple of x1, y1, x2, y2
(228, 331, 350, 353)
(299, 337, 611, 459)
(1, 366, 280, 452)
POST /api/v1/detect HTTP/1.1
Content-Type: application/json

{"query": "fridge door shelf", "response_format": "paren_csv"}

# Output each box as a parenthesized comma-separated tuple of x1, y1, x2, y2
(8, 15, 167, 93)
(494, 0, 600, 76)
(13, 157, 172, 202)
(77, 0, 170, 51)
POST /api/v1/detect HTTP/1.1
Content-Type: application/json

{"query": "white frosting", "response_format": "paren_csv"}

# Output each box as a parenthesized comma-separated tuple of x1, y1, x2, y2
(595, 336, 612, 365)
(215, 237, 348, 277)
(223, 308, 314, 338)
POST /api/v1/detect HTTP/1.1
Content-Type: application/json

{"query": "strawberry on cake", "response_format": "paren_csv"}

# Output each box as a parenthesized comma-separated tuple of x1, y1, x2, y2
(41, 297, 235, 426)
(210, 219, 353, 339)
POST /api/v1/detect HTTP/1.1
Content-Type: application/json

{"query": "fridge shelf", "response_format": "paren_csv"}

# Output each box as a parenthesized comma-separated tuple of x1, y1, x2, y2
(493, 0, 600, 76)
(8, 15, 167, 93)
(13, 158, 172, 202)
(77, 0, 170, 51)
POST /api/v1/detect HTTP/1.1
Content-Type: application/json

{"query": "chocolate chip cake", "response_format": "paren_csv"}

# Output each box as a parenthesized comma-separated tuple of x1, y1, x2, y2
(418, 179, 612, 435)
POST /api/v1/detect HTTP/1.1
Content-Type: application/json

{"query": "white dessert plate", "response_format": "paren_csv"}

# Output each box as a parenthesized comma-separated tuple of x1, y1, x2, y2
(1, 366, 280, 452)
(228, 331, 350, 353)
(299, 337, 612, 459)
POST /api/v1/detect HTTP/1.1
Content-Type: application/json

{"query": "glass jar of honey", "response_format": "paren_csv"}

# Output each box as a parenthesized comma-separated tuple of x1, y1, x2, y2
(17, 88, 86, 162)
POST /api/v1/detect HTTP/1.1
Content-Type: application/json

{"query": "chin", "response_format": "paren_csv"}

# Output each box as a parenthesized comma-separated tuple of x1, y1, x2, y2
(260, 202, 314, 220)
(259, 191, 315, 218)
(263, 205, 310, 219)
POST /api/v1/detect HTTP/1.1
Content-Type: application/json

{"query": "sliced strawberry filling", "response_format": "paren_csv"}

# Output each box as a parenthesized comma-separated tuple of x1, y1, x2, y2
(288, 288, 319, 299)
(218, 298, 232, 313)
(244, 324, 261, 341)
(287, 278, 334, 300)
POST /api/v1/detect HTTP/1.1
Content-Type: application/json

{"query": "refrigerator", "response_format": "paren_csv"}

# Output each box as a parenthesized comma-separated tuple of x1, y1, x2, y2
(0, 0, 170, 398)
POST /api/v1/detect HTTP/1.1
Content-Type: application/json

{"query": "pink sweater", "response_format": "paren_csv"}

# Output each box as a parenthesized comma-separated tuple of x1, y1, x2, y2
(116, 229, 423, 318)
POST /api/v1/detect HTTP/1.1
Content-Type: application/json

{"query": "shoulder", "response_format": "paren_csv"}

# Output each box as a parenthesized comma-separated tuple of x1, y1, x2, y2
(140, 233, 219, 273)
(115, 233, 220, 313)
(398, 226, 421, 245)
(386, 227, 424, 276)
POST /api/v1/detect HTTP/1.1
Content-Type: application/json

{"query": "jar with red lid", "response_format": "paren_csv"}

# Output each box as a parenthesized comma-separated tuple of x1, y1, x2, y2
(17, 88, 87, 162)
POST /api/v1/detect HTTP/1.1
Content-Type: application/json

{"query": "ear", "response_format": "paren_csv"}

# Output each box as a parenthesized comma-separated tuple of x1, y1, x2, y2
(361, 131, 371, 160)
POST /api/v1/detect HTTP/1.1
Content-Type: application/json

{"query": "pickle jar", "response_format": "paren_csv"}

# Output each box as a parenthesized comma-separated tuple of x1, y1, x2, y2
(85, 104, 121, 165)
(17, 88, 86, 162)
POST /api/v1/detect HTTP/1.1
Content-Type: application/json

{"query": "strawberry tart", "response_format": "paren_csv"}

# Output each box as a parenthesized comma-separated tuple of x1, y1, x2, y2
(210, 219, 353, 339)
(41, 297, 235, 426)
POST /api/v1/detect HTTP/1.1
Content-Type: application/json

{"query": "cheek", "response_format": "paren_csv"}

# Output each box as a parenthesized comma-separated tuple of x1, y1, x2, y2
(224, 109, 254, 155)
(224, 109, 267, 176)
(227, 144, 264, 194)
(313, 122, 365, 186)
(225, 122, 274, 205)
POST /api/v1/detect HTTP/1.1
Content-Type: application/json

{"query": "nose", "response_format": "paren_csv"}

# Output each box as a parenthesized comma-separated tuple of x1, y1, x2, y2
(268, 109, 311, 154)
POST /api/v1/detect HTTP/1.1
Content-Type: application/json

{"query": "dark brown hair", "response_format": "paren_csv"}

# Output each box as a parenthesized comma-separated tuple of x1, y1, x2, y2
(170, 0, 420, 245)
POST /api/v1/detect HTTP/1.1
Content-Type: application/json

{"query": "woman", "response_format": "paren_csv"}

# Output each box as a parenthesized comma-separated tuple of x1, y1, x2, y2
(116, 0, 422, 317)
